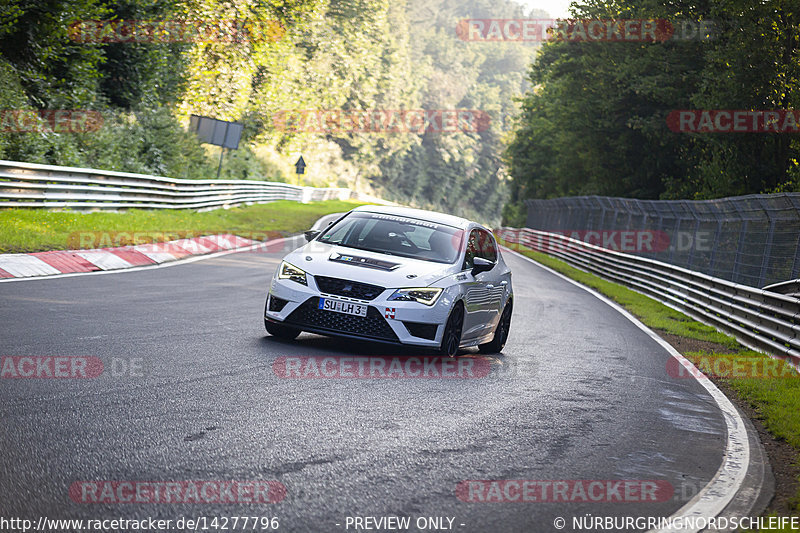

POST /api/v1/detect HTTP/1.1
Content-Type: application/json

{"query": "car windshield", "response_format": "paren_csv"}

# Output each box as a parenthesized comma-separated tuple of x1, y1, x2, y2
(317, 212, 464, 264)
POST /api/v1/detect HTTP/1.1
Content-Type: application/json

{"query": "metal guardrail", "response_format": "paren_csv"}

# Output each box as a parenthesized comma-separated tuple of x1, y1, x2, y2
(764, 279, 800, 299)
(524, 194, 800, 289)
(497, 227, 800, 366)
(0, 160, 363, 210)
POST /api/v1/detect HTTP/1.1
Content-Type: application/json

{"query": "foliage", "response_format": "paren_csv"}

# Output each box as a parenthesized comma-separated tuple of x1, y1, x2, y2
(368, 0, 536, 224)
(504, 0, 800, 223)
(0, 0, 536, 224)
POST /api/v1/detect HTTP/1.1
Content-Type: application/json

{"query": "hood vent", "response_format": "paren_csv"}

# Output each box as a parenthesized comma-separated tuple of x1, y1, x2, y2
(329, 252, 400, 271)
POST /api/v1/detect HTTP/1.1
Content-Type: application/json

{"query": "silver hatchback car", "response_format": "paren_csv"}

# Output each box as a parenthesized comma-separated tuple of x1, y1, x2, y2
(264, 206, 513, 356)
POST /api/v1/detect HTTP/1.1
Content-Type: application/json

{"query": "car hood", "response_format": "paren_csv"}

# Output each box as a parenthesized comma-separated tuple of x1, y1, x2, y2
(283, 242, 458, 288)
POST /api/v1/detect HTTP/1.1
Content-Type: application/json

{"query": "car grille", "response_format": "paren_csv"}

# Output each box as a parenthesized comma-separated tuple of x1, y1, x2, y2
(285, 297, 399, 342)
(313, 276, 385, 301)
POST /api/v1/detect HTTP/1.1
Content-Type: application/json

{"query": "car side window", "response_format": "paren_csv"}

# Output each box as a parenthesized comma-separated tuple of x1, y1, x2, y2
(477, 230, 497, 263)
(320, 217, 354, 244)
(462, 229, 480, 270)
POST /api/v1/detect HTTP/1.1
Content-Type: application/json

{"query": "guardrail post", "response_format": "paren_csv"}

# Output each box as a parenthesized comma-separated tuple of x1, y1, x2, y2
(792, 234, 800, 280)
(708, 204, 723, 276)
(790, 228, 800, 283)
(731, 201, 749, 284)
(757, 197, 777, 288)
(588, 196, 601, 230)
(685, 202, 701, 271)
(666, 202, 680, 264)
(789, 195, 800, 280)
(624, 202, 633, 232)
(598, 203, 608, 233)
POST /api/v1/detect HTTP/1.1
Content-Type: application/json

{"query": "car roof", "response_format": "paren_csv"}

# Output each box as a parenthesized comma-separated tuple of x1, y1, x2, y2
(351, 205, 476, 230)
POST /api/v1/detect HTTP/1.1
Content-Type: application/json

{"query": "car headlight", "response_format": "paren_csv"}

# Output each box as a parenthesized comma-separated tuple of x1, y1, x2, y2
(278, 261, 307, 285)
(388, 287, 443, 306)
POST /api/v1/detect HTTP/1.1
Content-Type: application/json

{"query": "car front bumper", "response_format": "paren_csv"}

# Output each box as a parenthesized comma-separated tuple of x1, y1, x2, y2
(264, 276, 457, 348)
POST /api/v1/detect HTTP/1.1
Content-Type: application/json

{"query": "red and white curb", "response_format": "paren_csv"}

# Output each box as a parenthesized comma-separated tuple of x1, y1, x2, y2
(0, 234, 265, 280)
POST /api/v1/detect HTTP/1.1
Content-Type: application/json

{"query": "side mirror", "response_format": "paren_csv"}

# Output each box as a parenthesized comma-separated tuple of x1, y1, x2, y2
(304, 230, 320, 242)
(472, 256, 494, 276)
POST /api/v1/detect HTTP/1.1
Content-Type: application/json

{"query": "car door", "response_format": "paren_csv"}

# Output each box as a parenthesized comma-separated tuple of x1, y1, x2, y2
(477, 230, 506, 330)
(460, 228, 493, 340)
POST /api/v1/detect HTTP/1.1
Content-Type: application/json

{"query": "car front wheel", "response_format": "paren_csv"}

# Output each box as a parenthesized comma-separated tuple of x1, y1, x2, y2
(439, 302, 464, 357)
(479, 300, 512, 354)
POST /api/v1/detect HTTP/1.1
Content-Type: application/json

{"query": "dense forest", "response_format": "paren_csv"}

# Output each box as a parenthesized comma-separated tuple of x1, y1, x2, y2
(0, 0, 544, 225)
(504, 0, 800, 225)
(5, 0, 796, 227)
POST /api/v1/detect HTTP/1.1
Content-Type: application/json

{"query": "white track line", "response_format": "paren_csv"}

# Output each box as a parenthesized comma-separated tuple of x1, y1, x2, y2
(502, 246, 750, 533)
(0, 235, 305, 283)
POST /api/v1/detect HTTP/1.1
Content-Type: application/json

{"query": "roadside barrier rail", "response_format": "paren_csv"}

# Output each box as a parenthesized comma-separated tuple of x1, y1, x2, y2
(0, 160, 373, 209)
(497, 227, 800, 365)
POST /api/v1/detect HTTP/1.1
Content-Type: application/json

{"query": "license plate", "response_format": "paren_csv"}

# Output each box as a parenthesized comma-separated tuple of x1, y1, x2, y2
(318, 298, 368, 317)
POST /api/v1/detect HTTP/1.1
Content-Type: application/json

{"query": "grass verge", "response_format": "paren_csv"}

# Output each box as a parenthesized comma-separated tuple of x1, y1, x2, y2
(499, 240, 800, 523)
(0, 200, 365, 253)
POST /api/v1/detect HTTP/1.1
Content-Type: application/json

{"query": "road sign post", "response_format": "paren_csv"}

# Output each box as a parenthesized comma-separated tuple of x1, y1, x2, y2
(189, 115, 243, 179)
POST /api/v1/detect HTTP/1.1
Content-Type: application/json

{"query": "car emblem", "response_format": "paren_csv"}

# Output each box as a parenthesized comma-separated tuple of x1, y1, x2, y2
(305, 256, 312, 261)
(385, 307, 396, 319)
(406, 274, 417, 279)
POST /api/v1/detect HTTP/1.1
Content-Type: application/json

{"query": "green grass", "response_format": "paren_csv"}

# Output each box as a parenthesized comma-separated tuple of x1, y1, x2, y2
(499, 242, 738, 348)
(500, 239, 800, 519)
(0, 200, 365, 253)
(730, 368, 800, 450)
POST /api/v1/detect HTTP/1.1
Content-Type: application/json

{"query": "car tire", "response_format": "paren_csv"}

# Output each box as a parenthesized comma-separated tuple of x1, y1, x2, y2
(479, 300, 512, 354)
(439, 302, 464, 357)
(264, 319, 301, 340)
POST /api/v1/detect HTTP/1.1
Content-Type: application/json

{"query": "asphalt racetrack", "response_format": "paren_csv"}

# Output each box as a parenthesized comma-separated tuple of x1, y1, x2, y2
(0, 236, 735, 532)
